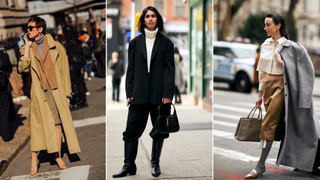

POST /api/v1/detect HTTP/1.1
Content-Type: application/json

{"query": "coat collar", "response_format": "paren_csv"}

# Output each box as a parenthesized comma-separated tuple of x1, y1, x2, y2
(278, 40, 292, 52)
(138, 32, 164, 61)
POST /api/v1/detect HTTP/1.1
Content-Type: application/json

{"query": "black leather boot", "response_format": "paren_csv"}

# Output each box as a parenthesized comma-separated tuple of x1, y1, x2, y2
(113, 139, 138, 178)
(151, 139, 164, 177)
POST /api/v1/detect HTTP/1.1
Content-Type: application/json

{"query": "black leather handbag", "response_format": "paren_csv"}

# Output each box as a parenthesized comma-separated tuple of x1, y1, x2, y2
(155, 102, 180, 134)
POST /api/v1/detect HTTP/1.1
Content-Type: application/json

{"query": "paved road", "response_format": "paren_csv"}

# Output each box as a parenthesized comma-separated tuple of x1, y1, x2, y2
(0, 77, 106, 180)
(213, 83, 320, 180)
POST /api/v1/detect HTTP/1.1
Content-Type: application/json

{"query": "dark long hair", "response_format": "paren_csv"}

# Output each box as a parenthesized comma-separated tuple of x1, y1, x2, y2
(266, 13, 289, 39)
(138, 6, 164, 34)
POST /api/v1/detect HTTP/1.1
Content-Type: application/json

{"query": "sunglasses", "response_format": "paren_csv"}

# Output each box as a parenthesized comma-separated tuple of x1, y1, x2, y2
(27, 26, 38, 31)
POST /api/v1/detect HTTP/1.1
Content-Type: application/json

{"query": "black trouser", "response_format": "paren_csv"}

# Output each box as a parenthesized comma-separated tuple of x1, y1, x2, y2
(123, 103, 170, 141)
(70, 64, 87, 106)
(112, 77, 121, 101)
(0, 93, 14, 141)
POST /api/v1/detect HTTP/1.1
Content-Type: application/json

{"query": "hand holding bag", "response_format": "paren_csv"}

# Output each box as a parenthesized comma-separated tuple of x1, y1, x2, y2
(155, 102, 180, 134)
(234, 106, 262, 142)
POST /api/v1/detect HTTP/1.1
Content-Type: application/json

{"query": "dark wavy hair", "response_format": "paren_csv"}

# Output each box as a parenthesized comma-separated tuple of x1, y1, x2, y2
(138, 6, 164, 34)
(266, 13, 289, 39)
(28, 16, 47, 33)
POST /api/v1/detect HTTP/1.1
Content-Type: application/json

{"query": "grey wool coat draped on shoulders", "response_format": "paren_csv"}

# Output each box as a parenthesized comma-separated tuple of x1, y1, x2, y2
(277, 40, 320, 172)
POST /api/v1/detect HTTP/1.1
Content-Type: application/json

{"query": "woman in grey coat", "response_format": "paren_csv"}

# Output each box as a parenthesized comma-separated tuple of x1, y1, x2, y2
(245, 13, 320, 179)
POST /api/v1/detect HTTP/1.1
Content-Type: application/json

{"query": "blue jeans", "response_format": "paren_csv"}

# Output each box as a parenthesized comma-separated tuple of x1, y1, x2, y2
(84, 59, 93, 78)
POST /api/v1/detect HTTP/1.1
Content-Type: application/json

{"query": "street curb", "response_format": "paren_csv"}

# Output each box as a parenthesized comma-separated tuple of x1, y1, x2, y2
(0, 135, 30, 176)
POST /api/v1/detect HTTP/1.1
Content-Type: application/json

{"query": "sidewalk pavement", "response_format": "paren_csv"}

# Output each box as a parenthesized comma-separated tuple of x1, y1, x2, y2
(0, 98, 30, 176)
(106, 75, 213, 179)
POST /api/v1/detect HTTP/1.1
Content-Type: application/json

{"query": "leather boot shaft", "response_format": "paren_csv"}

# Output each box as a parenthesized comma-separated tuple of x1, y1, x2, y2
(151, 139, 164, 177)
(113, 139, 138, 178)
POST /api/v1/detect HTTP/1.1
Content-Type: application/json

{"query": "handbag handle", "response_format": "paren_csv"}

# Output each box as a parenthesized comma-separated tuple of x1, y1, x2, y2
(158, 102, 177, 116)
(247, 106, 262, 120)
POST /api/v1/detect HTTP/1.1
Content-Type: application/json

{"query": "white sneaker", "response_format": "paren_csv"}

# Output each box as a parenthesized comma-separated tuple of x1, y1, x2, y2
(88, 77, 92, 81)
(19, 96, 27, 101)
(86, 92, 90, 96)
(13, 97, 21, 102)
(91, 72, 95, 77)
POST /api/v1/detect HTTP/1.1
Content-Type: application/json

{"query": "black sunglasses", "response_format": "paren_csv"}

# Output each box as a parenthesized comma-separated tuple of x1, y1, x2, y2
(27, 26, 38, 31)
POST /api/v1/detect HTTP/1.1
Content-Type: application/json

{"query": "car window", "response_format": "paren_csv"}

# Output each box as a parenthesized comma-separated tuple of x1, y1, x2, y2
(232, 47, 256, 59)
(214, 47, 236, 57)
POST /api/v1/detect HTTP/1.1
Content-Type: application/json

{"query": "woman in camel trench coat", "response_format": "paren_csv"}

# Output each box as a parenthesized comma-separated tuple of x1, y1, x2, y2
(18, 16, 80, 175)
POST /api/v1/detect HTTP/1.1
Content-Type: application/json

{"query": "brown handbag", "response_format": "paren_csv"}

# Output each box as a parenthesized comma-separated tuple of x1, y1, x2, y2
(234, 106, 262, 142)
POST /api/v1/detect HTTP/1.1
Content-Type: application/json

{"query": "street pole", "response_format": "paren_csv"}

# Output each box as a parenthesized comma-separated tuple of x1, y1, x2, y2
(131, 0, 135, 41)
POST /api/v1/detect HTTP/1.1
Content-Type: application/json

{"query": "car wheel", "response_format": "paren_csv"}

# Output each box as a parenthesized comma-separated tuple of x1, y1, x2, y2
(235, 73, 251, 93)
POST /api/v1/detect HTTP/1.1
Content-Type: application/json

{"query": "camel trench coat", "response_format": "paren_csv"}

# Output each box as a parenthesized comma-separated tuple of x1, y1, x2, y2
(18, 34, 80, 154)
(276, 40, 320, 171)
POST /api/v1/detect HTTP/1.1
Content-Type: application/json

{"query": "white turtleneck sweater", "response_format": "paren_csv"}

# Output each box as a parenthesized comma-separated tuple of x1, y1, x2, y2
(145, 28, 158, 72)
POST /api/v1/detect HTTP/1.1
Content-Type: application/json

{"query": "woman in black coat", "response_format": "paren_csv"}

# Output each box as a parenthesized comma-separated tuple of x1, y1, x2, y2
(0, 49, 15, 142)
(113, 6, 175, 178)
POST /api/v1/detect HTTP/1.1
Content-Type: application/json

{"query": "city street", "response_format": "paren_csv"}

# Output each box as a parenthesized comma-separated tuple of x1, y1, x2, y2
(214, 83, 320, 180)
(0, 77, 106, 180)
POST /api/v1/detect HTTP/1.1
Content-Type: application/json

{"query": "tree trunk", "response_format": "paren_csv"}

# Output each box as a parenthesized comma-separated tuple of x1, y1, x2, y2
(286, 0, 300, 41)
(220, 0, 247, 40)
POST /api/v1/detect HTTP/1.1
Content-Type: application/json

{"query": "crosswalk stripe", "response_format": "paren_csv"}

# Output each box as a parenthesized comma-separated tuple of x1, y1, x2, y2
(73, 116, 106, 128)
(214, 129, 235, 139)
(214, 104, 260, 114)
(214, 146, 276, 164)
(9, 165, 90, 180)
(214, 112, 240, 121)
(214, 120, 237, 128)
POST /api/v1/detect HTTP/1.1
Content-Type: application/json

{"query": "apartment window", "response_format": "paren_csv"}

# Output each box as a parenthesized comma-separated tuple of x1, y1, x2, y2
(154, 0, 165, 16)
(304, 0, 307, 12)
(174, 0, 187, 17)
(135, 0, 144, 13)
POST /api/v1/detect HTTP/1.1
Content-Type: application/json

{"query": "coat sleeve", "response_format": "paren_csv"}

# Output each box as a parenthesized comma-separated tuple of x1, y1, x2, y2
(18, 45, 31, 73)
(297, 46, 314, 108)
(125, 40, 135, 98)
(57, 42, 72, 99)
(162, 39, 175, 99)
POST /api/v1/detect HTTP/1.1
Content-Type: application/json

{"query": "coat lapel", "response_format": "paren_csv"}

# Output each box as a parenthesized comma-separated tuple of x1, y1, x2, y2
(151, 33, 163, 61)
(45, 34, 58, 64)
(139, 34, 147, 61)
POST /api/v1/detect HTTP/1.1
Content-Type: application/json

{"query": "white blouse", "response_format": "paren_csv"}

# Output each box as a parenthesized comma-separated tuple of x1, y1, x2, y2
(257, 37, 287, 90)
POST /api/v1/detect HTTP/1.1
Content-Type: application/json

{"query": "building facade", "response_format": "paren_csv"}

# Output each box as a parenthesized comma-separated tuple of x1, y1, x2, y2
(0, 0, 30, 41)
(214, 0, 320, 49)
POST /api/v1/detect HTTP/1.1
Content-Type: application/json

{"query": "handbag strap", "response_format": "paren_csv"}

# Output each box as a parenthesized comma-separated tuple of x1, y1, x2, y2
(247, 106, 262, 120)
(158, 102, 176, 116)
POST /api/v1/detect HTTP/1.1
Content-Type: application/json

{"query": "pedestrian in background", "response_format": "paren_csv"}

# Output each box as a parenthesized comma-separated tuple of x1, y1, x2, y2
(62, 25, 88, 110)
(174, 47, 183, 104)
(113, 6, 175, 178)
(244, 13, 320, 179)
(0, 46, 15, 142)
(79, 30, 94, 80)
(5, 37, 25, 102)
(94, 31, 106, 77)
(18, 16, 80, 176)
(251, 47, 260, 93)
(109, 51, 124, 102)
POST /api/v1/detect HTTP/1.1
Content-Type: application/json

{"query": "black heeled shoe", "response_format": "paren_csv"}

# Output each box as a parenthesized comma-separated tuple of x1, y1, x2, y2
(112, 163, 137, 178)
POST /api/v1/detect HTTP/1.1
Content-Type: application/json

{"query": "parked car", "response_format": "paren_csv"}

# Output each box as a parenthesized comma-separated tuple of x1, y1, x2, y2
(213, 41, 258, 93)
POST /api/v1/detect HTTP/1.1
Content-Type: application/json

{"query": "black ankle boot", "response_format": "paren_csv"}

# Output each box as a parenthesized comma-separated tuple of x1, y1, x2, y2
(113, 139, 138, 178)
(151, 139, 164, 177)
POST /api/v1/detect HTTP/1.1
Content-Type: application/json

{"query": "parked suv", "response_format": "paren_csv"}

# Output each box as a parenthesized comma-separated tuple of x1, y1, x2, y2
(213, 41, 258, 93)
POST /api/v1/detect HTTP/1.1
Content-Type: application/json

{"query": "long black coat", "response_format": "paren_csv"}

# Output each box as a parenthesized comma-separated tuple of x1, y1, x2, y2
(125, 32, 175, 105)
(276, 40, 320, 172)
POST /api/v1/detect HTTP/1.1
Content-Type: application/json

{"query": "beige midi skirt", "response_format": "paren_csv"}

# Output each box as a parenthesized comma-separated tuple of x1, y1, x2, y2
(45, 82, 62, 125)
(260, 78, 285, 141)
